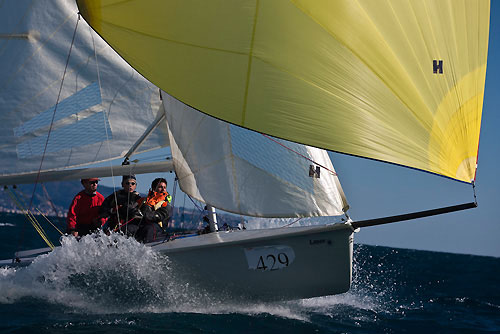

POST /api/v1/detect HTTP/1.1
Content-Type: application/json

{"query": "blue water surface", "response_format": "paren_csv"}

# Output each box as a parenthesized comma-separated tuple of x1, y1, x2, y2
(0, 212, 499, 334)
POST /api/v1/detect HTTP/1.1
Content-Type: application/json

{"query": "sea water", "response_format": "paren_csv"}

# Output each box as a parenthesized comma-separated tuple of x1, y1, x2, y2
(0, 212, 498, 333)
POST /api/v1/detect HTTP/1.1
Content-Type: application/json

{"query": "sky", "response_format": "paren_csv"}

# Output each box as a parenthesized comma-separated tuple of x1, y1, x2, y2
(101, 3, 500, 258)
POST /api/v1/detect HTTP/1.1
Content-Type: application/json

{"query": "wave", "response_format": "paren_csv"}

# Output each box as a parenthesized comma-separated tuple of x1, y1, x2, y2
(1, 229, 498, 332)
(0, 232, 173, 311)
(0, 234, 396, 323)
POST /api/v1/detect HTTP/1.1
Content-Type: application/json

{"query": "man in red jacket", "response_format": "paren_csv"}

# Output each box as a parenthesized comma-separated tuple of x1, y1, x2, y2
(66, 177, 105, 237)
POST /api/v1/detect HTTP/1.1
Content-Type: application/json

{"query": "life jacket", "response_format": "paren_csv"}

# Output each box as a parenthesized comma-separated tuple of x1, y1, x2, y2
(142, 191, 171, 208)
(139, 191, 172, 228)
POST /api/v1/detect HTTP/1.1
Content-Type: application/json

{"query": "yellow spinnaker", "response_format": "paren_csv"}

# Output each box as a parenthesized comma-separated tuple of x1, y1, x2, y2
(77, 0, 489, 183)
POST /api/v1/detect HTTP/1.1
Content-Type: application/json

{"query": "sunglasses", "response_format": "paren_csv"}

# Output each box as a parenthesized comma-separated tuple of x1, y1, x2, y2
(89, 181, 99, 185)
(125, 182, 136, 186)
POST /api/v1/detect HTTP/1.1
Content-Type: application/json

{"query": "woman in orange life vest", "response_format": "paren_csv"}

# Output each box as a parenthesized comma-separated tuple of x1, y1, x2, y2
(135, 177, 173, 243)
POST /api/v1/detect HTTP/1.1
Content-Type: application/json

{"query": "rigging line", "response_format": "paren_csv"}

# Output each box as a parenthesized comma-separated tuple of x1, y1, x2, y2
(5, 187, 29, 219)
(261, 134, 337, 176)
(187, 194, 204, 213)
(195, 211, 204, 229)
(26, 216, 55, 249)
(281, 217, 303, 228)
(12, 192, 54, 247)
(27, 15, 80, 212)
(88, 22, 120, 205)
(35, 209, 63, 236)
(187, 195, 206, 227)
(14, 185, 63, 238)
(472, 181, 477, 205)
(113, 216, 137, 232)
(123, 163, 135, 233)
(241, 0, 260, 125)
(17, 14, 80, 253)
(115, 163, 134, 233)
(10, 186, 55, 249)
(6, 188, 54, 249)
(41, 183, 60, 218)
(88, 22, 121, 226)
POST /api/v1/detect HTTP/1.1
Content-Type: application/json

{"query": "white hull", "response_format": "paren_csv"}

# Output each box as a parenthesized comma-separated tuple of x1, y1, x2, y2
(151, 223, 354, 301)
(1, 223, 354, 301)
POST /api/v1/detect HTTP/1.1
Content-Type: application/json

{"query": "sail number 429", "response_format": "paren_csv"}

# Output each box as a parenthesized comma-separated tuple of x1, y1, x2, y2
(256, 253, 289, 271)
(244, 245, 295, 272)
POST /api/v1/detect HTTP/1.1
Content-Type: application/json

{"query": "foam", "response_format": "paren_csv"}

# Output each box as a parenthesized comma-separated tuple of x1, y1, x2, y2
(0, 231, 390, 321)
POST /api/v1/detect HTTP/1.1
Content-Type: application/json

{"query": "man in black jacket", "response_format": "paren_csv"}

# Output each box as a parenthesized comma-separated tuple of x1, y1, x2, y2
(99, 174, 142, 235)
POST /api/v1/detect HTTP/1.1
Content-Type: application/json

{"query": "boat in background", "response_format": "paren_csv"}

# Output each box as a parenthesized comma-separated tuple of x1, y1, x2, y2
(0, 0, 490, 300)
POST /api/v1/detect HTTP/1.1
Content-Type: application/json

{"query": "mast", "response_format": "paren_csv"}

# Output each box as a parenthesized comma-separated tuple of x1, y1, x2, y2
(206, 205, 219, 232)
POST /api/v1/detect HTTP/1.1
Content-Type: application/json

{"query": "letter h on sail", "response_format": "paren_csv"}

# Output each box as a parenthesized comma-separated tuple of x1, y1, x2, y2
(309, 165, 320, 178)
(433, 60, 443, 74)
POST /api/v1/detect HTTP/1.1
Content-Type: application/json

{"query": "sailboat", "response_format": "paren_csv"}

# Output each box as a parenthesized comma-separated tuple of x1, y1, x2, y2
(0, 0, 489, 301)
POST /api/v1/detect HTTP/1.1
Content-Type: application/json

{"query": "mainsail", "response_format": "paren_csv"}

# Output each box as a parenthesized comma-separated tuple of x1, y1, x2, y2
(77, 0, 490, 183)
(0, 0, 168, 185)
(0, 0, 346, 220)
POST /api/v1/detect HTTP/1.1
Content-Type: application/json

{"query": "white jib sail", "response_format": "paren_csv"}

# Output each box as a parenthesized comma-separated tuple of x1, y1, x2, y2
(162, 91, 348, 218)
(0, 0, 169, 184)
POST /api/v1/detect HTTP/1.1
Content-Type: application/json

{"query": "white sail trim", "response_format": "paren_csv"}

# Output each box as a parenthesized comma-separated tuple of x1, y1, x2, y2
(0, 0, 168, 178)
(0, 161, 174, 186)
(162, 91, 347, 218)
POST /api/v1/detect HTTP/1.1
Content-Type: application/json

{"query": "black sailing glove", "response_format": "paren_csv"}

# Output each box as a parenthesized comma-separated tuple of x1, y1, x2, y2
(142, 205, 158, 222)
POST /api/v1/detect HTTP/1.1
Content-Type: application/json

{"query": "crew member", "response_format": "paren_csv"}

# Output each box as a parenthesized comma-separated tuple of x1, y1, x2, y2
(136, 177, 172, 243)
(99, 174, 142, 235)
(67, 177, 104, 237)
